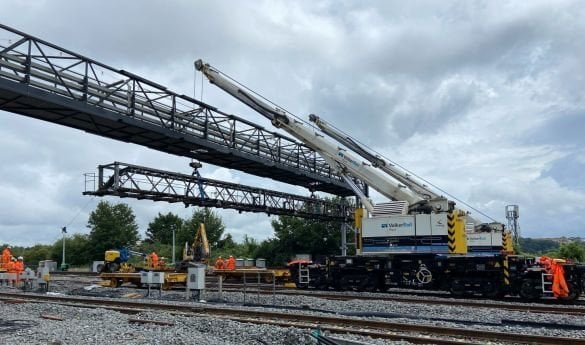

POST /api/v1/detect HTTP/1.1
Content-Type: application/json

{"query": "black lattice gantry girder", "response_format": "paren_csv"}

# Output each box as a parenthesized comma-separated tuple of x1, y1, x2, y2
(0, 23, 356, 196)
(84, 162, 351, 221)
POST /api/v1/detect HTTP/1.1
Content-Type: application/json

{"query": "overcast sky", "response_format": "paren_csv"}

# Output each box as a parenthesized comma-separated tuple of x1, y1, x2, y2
(1, 1, 584, 247)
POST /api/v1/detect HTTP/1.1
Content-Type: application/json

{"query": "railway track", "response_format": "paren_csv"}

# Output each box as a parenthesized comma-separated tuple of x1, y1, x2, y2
(49, 272, 585, 315)
(0, 291, 583, 345)
(49, 271, 99, 276)
(208, 287, 585, 316)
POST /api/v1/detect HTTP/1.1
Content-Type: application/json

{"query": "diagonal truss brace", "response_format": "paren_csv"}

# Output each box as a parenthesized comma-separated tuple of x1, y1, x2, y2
(0, 23, 367, 196)
(83, 162, 352, 221)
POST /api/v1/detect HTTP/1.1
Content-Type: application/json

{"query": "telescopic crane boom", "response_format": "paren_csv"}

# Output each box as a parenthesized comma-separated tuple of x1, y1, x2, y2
(306, 114, 493, 220)
(308, 114, 491, 226)
(194, 59, 514, 256)
(308, 114, 440, 201)
(194, 59, 426, 213)
(195, 60, 474, 255)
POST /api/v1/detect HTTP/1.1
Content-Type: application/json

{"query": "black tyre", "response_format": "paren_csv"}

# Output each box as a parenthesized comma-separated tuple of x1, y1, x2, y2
(338, 276, 351, 291)
(109, 262, 120, 273)
(450, 279, 465, 297)
(357, 276, 376, 292)
(481, 281, 501, 298)
(519, 279, 539, 300)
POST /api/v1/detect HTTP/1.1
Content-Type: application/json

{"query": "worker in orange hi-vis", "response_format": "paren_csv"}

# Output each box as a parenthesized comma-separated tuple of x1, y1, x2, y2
(14, 256, 24, 272)
(4, 257, 14, 272)
(7, 257, 17, 285)
(1, 246, 11, 265)
(150, 252, 159, 269)
(225, 255, 236, 270)
(13, 256, 24, 285)
(214, 256, 225, 270)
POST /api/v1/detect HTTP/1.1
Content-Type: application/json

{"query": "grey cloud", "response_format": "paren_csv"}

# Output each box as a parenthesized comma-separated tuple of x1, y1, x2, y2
(1, 1, 585, 244)
(521, 110, 585, 146)
(542, 154, 585, 192)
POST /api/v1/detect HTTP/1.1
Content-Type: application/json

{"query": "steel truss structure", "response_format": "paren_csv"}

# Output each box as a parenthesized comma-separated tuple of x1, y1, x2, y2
(0, 23, 363, 196)
(84, 162, 351, 221)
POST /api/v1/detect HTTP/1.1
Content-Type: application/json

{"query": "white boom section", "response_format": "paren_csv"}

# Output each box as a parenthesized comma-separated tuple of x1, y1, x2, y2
(309, 114, 488, 225)
(195, 60, 424, 211)
(309, 114, 440, 200)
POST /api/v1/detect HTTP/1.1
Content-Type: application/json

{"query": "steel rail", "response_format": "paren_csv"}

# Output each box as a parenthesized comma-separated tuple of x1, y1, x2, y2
(0, 292, 582, 345)
(219, 287, 585, 316)
(50, 272, 585, 315)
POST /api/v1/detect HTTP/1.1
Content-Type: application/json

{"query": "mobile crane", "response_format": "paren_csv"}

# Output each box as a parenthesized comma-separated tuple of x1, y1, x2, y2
(195, 59, 477, 255)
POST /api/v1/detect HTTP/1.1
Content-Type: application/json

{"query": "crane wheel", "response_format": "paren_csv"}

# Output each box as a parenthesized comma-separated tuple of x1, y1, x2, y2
(481, 281, 500, 298)
(449, 279, 464, 297)
(519, 279, 538, 300)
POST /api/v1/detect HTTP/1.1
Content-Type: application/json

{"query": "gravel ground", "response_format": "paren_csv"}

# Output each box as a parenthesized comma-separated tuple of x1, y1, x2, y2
(0, 302, 318, 345)
(0, 285, 401, 345)
(1, 276, 584, 344)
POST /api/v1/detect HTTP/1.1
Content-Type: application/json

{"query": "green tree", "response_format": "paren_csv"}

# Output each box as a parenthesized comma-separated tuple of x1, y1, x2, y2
(255, 238, 290, 266)
(519, 237, 559, 255)
(178, 208, 225, 249)
(22, 244, 53, 267)
(262, 215, 343, 265)
(211, 234, 264, 261)
(50, 233, 91, 266)
(217, 233, 236, 249)
(137, 242, 173, 265)
(86, 200, 140, 260)
(558, 241, 585, 262)
(146, 212, 183, 244)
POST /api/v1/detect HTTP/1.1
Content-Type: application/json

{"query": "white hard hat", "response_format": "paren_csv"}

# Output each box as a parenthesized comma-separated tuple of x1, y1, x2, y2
(17, 256, 23, 260)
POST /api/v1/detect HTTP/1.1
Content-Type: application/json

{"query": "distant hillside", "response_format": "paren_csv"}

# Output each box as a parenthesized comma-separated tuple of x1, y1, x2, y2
(518, 237, 560, 255)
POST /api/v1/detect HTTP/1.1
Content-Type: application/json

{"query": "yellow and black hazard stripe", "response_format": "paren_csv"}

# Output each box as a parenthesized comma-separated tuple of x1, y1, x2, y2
(503, 256, 510, 286)
(501, 230, 514, 254)
(447, 213, 457, 253)
(354, 208, 364, 254)
(448, 210, 467, 254)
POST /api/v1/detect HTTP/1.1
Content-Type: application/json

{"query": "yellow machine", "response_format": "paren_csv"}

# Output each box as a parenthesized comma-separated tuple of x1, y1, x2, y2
(103, 248, 170, 273)
(179, 223, 210, 270)
(100, 224, 210, 287)
(102, 248, 146, 273)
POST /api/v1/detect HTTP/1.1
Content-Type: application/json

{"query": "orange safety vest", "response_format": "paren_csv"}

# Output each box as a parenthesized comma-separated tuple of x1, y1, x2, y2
(215, 258, 225, 270)
(14, 261, 24, 272)
(226, 257, 236, 270)
(1, 249, 11, 264)
(150, 253, 159, 268)
(5, 261, 15, 273)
